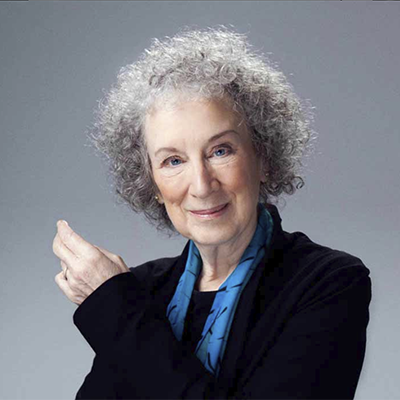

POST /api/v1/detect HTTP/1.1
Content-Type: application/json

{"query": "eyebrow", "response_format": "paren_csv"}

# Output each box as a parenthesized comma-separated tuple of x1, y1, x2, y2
(154, 130, 239, 158)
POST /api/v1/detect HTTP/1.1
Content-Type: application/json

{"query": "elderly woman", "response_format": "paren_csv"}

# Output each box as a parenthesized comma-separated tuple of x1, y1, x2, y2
(53, 27, 371, 399)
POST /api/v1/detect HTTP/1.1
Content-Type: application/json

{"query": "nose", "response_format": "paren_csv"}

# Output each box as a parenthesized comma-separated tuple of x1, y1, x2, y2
(189, 159, 220, 199)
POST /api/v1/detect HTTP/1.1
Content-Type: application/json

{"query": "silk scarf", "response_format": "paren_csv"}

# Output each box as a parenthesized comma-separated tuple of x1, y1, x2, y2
(166, 203, 274, 377)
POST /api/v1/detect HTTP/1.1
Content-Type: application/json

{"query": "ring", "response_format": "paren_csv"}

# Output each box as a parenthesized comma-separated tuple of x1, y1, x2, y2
(63, 266, 68, 280)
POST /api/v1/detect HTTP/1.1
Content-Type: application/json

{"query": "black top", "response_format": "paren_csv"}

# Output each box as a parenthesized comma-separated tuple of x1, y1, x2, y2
(183, 289, 218, 354)
(73, 204, 372, 399)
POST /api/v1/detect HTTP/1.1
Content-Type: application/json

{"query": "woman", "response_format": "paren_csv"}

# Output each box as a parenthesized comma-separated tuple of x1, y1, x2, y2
(53, 27, 371, 399)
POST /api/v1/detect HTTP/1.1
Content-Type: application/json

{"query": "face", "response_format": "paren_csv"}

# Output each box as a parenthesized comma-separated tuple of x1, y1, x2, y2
(144, 97, 266, 248)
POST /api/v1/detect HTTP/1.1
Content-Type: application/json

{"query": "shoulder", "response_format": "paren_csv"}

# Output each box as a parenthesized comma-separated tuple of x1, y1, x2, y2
(267, 204, 370, 286)
(279, 230, 372, 311)
(282, 229, 370, 277)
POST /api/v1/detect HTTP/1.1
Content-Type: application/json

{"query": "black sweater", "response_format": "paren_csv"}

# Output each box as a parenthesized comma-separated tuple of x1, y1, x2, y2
(73, 204, 372, 399)
(183, 289, 218, 355)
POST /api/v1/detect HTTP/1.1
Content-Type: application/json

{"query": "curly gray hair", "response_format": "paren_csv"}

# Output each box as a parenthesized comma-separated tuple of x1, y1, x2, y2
(87, 26, 316, 233)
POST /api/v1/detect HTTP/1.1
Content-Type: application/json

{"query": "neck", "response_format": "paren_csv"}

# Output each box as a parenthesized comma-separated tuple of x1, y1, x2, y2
(194, 210, 259, 291)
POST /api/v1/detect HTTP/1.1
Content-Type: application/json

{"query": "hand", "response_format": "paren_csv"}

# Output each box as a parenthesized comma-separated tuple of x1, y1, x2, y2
(53, 220, 130, 305)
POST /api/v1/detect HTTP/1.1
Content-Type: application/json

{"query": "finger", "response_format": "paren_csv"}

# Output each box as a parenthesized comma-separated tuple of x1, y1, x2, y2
(53, 232, 78, 266)
(65, 265, 93, 296)
(60, 260, 68, 278)
(94, 245, 121, 262)
(55, 272, 80, 304)
(60, 260, 95, 297)
(60, 260, 67, 273)
(57, 220, 98, 259)
(94, 245, 129, 273)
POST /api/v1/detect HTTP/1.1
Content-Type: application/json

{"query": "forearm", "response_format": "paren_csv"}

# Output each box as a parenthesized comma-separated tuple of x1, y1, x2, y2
(74, 272, 217, 399)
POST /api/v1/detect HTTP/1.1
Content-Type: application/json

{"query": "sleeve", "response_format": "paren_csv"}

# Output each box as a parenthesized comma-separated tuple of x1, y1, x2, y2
(73, 261, 372, 399)
(73, 271, 217, 399)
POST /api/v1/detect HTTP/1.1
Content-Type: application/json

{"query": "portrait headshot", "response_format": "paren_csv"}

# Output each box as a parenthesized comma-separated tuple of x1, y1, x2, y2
(1, 1, 399, 399)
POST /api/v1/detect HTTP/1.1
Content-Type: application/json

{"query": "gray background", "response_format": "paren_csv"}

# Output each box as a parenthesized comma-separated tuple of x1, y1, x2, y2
(1, 1, 399, 399)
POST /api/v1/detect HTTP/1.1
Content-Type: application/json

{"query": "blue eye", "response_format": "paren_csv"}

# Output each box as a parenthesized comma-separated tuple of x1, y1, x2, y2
(214, 148, 227, 157)
(170, 158, 181, 166)
(164, 157, 182, 167)
(214, 146, 233, 157)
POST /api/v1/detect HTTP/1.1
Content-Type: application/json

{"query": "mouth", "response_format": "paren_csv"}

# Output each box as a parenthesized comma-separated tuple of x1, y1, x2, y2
(189, 203, 228, 216)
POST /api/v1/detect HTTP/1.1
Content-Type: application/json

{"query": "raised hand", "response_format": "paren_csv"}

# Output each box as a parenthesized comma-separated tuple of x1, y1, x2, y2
(53, 220, 130, 305)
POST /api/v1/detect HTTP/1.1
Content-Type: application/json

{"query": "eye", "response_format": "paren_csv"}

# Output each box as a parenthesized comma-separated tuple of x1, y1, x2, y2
(162, 156, 182, 167)
(214, 148, 226, 157)
(213, 145, 232, 157)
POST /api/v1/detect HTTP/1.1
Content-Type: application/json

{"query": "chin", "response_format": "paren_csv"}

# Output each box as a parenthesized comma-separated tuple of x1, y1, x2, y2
(189, 228, 235, 247)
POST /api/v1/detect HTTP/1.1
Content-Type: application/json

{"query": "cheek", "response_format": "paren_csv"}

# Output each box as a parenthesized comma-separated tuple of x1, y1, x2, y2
(223, 162, 260, 195)
(156, 177, 186, 205)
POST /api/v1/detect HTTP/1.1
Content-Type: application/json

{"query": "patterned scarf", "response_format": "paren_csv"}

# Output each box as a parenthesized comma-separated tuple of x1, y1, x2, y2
(166, 203, 274, 377)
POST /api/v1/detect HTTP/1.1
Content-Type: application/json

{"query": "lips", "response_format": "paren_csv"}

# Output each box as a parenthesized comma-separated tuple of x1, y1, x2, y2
(190, 203, 228, 215)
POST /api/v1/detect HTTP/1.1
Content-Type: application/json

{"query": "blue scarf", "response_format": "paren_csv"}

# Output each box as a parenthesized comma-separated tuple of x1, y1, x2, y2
(166, 203, 274, 377)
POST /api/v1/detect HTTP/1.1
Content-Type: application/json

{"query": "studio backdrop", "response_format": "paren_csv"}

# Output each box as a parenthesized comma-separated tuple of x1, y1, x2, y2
(0, 1, 399, 399)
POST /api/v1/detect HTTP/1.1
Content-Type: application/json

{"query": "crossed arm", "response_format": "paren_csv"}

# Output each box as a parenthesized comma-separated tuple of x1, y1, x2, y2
(53, 221, 371, 399)
(72, 266, 371, 399)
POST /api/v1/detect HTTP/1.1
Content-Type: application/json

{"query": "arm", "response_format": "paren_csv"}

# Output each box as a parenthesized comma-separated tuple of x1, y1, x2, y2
(73, 262, 371, 399)
(53, 220, 209, 398)
(73, 272, 217, 399)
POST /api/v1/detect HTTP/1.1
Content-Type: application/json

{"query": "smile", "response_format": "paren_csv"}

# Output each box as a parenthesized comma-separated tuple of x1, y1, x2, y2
(189, 203, 229, 219)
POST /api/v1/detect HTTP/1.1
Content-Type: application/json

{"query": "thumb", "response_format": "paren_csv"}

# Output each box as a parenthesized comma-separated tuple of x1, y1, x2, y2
(94, 245, 127, 268)
(94, 245, 116, 259)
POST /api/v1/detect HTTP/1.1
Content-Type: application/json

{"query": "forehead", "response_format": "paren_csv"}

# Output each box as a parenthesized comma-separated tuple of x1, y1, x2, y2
(144, 97, 247, 149)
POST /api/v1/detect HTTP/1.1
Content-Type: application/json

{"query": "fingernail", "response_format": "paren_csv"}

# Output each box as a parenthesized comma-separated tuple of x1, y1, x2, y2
(57, 220, 69, 227)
